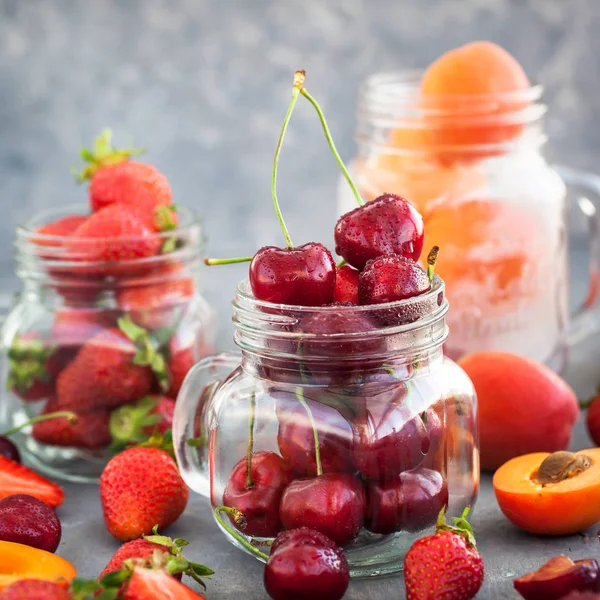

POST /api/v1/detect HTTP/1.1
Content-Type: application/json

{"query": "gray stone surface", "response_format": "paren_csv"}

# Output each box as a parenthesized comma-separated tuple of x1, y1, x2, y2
(56, 330, 600, 599)
(3, 1, 600, 598)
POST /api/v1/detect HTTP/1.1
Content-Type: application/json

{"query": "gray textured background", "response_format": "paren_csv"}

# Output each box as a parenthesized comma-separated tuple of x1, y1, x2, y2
(2, 0, 600, 344)
(3, 1, 600, 598)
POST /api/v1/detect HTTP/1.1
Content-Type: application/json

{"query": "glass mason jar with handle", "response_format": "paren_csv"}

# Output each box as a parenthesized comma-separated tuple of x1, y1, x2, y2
(173, 277, 478, 578)
(0, 203, 215, 482)
(338, 71, 600, 371)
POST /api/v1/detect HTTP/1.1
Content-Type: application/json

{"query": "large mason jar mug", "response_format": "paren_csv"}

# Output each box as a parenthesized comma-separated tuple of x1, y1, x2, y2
(338, 71, 600, 371)
(174, 277, 478, 577)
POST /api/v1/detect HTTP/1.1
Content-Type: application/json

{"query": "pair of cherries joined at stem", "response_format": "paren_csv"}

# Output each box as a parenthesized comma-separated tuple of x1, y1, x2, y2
(205, 70, 436, 312)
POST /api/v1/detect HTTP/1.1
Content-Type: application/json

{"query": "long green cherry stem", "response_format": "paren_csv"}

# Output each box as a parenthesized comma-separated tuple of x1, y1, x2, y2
(214, 506, 269, 561)
(271, 70, 306, 249)
(245, 389, 256, 489)
(204, 256, 253, 266)
(427, 246, 440, 282)
(2, 411, 77, 437)
(300, 86, 364, 207)
(295, 387, 323, 476)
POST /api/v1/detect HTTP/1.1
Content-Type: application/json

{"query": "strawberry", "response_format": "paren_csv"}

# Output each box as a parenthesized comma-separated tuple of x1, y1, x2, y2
(166, 343, 195, 399)
(34, 215, 89, 245)
(0, 579, 71, 599)
(116, 278, 195, 331)
(98, 530, 212, 587)
(7, 333, 57, 402)
(124, 567, 205, 600)
(109, 396, 175, 450)
(52, 308, 117, 349)
(100, 444, 188, 541)
(404, 508, 484, 600)
(65, 203, 162, 264)
(75, 130, 175, 231)
(32, 400, 110, 450)
(55, 317, 168, 412)
(0, 456, 64, 507)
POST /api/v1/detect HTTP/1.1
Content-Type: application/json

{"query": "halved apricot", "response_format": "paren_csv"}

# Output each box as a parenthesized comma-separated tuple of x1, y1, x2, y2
(493, 449, 600, 535)
(0, 541, 76, 590)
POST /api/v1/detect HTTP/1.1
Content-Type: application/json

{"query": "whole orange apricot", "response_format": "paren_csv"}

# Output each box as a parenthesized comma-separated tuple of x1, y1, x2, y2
(494, 449, 600, 535)
(421, 41, 530, 156)
(458, 351, 578, 471)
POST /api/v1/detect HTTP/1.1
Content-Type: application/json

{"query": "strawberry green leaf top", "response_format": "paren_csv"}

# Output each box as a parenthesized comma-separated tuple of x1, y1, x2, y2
(75, 129, 144, 183)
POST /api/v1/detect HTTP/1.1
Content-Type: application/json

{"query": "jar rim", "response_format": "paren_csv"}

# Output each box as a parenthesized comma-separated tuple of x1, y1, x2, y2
(13, 203, 204, 285)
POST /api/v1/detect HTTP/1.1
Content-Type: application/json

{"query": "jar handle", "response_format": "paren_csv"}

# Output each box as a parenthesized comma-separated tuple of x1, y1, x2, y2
(173, 352, 241, 498)
(557, 166, 600, 348)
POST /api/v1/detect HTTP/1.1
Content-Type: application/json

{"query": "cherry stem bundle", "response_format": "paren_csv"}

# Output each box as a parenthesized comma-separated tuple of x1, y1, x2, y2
(271, 71, 306, 249)
(2, 411, 78, 437)
(214, 506, 270, 561)
(245, 390, 256, 489)
(299, 86, 364, 207)
(295, 387, 323, 477)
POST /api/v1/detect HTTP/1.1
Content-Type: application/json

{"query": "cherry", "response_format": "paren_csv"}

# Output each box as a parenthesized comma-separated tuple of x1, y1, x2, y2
(514, 556, 600, 600)
(333, 265, 359, 304)
(276, 392, 354, 477)
(249, 243, 336, 306)
(335, 194, 425, 271)
(583, 392, 600, 446)
(358, 254, 431, 306)
(279, 473, 365, 547)
(0, 437, 20, 463)
(264, 528, 350, 600)
(0, 494, 62, 552)
(366, 468, 448, 535)
(351, 390, 430, 481)
(223, 451, 293, 537)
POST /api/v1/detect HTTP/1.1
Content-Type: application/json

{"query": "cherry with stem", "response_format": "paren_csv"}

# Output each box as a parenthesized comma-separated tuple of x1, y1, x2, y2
(295, 387, 323, 477)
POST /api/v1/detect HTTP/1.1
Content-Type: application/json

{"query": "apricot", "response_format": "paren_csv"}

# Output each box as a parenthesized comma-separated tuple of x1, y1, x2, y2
(458, 352, 578, 471)
(0, 540, 76, 590)
(421, 41, 531, 159)
(494, 449, 600, 535)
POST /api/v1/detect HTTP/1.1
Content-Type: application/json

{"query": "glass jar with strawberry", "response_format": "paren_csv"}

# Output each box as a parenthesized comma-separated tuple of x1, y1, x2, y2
(0, 132, 215, 482)
(172, 71, 479, 577)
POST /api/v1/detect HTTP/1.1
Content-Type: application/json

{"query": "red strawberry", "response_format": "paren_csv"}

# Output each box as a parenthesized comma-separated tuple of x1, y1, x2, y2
(0, 579, 71, 599)
(32, 400, 110, 450)
(65, 203, 162, 263)
(333, 265, 359, 304)
(109, 396, 175, 449)
(55, 317, 167, 412)
(124, 567, 205, 600)
(404, 508, 484, 600)
(0, 456, 64, 508)
(116, 278, 195, 331)
(100, 446, 188, 541)
(34, 215, 89, 245)
(98, 538, 181, 581)
(52, 308, 118, 349)
(7, 333, 56, 402)
(166, 344, 195, 399)
(76, 130, 175, 231)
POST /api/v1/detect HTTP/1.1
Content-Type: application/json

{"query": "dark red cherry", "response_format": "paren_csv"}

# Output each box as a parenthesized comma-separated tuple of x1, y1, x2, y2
(351, 391, 430, 481)
(276, 393, 353, 477)
(279, 473, 365, 546)
(0, 436, 20, 463)
(264, 528, 350, 600)
(333, 265, 359, 304)
(358, 254, 431, 306)
(514, 556, 600, 600)
(366, 468, 448, 535)
(334, 193, 424, 270)
(249, 243, 336, 306)
(223, 451, 293, 537)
